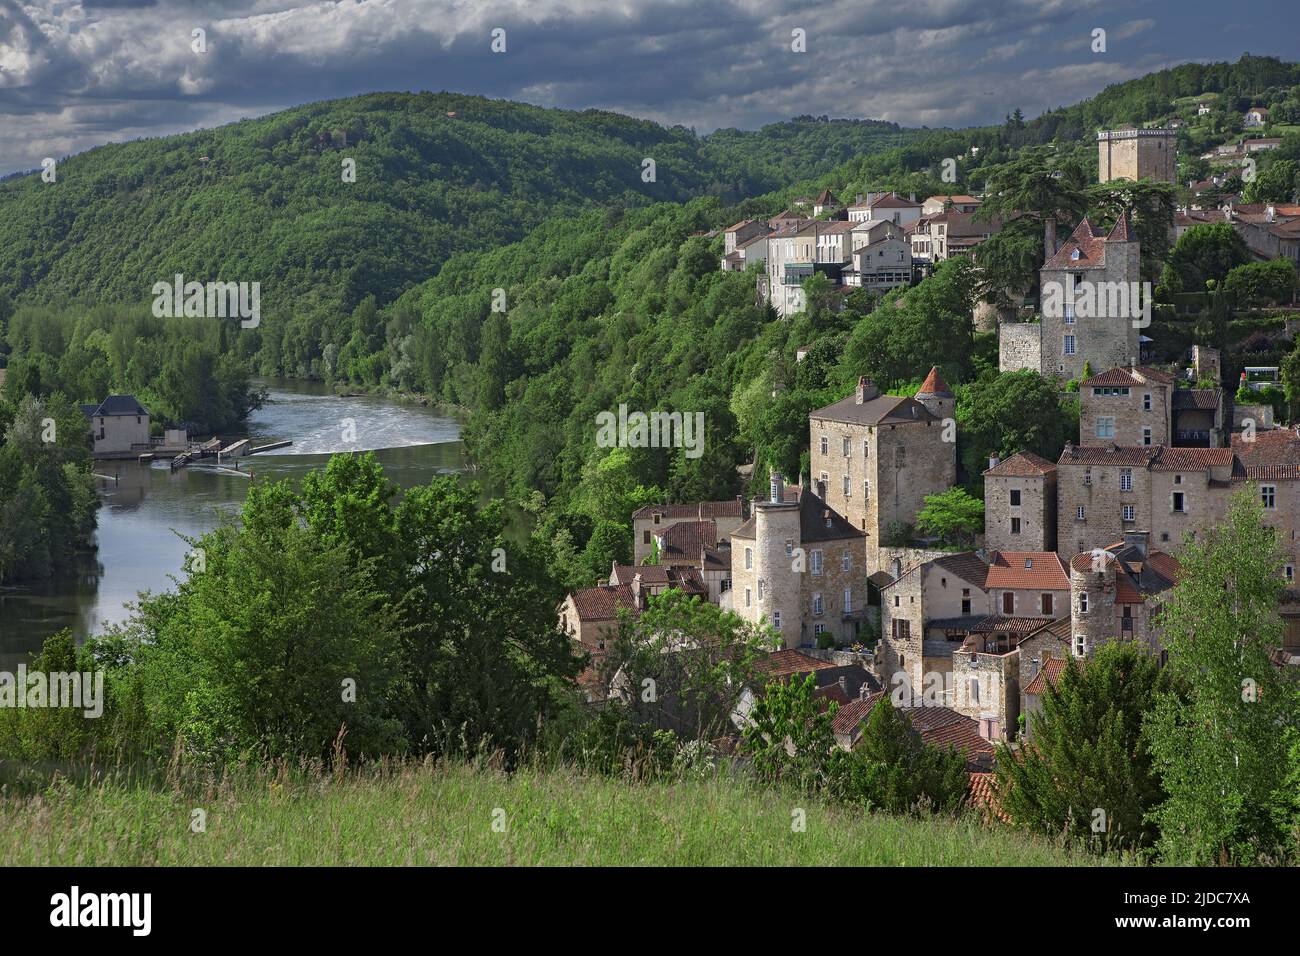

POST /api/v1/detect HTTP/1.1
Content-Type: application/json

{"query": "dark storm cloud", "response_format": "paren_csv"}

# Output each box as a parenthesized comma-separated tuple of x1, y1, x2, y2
(0, 0, 1295, 173)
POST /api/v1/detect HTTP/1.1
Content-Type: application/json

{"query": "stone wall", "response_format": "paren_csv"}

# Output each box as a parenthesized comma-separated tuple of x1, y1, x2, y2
(999, 322, 1041, 374)
(984, 471, 1056, 553)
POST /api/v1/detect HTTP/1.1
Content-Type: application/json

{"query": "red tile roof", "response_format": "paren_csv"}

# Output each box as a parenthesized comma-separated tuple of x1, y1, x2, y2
(656, 520, 718, 560)
(755, 648, 835, 678)
(1043, 218, 1110, 270)
(1081, 365, 1174, 387)
(917, 366, 954, 398)
(1149, 447, 1235, 471)
(1023, 657, 1068, 696)
(632, 500, 745, 521)
(569, 584, 638, 622)
(984, 451, 1057, 477)
(1058, 444, 1160, 466)
(985, 551, 1070, 590)
(968, 772, 1009, 822)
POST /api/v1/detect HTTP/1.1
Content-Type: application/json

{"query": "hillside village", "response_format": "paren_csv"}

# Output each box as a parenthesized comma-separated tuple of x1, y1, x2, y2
(560, 113, 1300, 798)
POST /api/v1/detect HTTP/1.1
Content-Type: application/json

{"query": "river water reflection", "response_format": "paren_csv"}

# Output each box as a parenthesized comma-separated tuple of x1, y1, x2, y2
(0, 380, 467, 668)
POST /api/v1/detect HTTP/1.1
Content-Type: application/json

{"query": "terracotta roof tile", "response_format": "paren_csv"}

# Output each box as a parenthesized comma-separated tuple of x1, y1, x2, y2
(968, 772, 1009, 823)
(917, 366, 954, 398)
(632, 500, 745, 521)
(755, 649, 836, 678)
(984, 451, 1058, 477)
(1081, 365, 1174, 387)
(1023, 657, 1068, 696)
(569, 584, 637, 622)
(985, 551, 1070, 590)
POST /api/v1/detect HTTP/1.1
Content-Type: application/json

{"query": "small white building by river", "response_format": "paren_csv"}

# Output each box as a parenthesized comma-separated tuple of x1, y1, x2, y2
(79, 395, 151, 458)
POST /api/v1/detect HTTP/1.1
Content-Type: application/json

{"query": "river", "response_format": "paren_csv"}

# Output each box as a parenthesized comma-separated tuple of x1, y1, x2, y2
(0, 380, 468, 669)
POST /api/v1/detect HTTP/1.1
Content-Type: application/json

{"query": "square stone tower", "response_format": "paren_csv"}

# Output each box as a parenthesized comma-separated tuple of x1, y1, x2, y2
(1097, 128, 1177, 184)
(982, 452, 1058, 554)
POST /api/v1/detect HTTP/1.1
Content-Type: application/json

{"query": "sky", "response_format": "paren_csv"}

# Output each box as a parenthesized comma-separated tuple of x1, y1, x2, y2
(0, 0, 1297, 175)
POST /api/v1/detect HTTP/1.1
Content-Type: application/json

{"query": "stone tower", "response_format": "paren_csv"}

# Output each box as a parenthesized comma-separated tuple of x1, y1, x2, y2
(752, 472, 803, 648)
(982, 452, 1058, 553)
(914, 366, 955, 423)
(1097, 128, 1177, 185)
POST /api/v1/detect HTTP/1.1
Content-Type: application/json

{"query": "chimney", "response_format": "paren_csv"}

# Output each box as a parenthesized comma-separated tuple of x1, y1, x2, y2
(1123, 531, 1149, 560)
(1266, 205, 1276, 223)
(770, 471, 785, 504)
(632, 572, 644, 610)
(856, 193, 863, 204)
(988, 455, 1000, 471)
(856, 376, 867, 404)
(838, 675, 848, 693)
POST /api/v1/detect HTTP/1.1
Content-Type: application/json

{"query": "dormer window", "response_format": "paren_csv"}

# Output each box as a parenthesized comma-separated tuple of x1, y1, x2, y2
(1025, 558, 1033, 569)
(1070, 248, 1081, 261)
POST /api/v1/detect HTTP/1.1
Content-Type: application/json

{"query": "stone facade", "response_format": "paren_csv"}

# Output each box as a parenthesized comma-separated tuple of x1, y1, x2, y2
(951, 648, 1019, 741)
(1067, 533, 1177, 659)
(731, 474, 868, 649)
(983, 452, 1058, 554)
(998, 322, 1041, 374)
(632, 499, 746, 564)
(1079, 366, 1174, 447)
(808, 370, 956, 572)
(1039, 217, 1142, 383)
(1097, 128, 1178, 184)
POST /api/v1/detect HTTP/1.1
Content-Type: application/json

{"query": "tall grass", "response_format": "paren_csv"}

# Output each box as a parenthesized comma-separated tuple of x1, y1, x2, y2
(0, 758, 1118, 866)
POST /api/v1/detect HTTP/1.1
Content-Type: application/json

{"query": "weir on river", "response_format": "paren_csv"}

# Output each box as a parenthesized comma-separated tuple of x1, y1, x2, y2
(0, 380, 466, 670)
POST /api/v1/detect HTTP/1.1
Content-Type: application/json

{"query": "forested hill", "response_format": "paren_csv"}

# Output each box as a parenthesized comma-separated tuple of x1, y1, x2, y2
(0, 92, 915, 319)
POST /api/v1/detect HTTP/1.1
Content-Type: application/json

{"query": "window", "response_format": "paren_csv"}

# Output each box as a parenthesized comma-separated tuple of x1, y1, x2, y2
(961, 589, 971, 615)
(1063, 335, 1076, 356)
(1076, 505, 1086, 521)
(1172, 491, 1185, 513)
(842, 437, 850, 456)
(744, 587, 751, 608)
(893, 594, 900, 608)
(1286, 565, 1295, 584)
(1011, 517, 1021, 535)
(863, 438, 869, 458)
(1002, 592, 1014, 615)
(1041, 593, 1054, 615)
(1096, 417, 1116, 439)
(652, 512, 661, 525)
(843, 587, 852, 613)
(841, 551, 851, 572)
(784, 539, 794, 557)
(772, 611, 782, 630)
(1120, 469, 1132, 491)
(757, 579, 765, 600)
(1174, 474, 1182, 485)
(1262, 485, 1277, 509)
(1143, 393, 1152, 411)
(812, 592, 824, 616)
(745, 547, 753, 570)
(811, 550, 823, 575)
(1074, 634, 1086, 658)
(863, 479, 870, 500)
(820, 435, 828, 455)
(814, 623, 826, 636)
(1079, 592, 1089, 614)
(1122, 504, 1136, 522)
(642, 530, 651, 544)
(1009, 489, 1021, 506)
(843, 475, 851, 496)
(1143, 427, 1152, 445)
(891, 619, 910, 640)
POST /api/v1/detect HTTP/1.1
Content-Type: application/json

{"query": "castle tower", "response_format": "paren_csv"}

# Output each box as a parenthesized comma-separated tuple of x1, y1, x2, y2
(914, 366, 955, 422)
(1097, 128, 1177, 185)
(983, 452, 1058, 553)
(752, 472, 803, 648)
